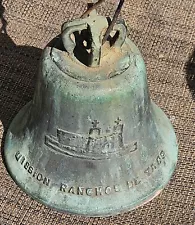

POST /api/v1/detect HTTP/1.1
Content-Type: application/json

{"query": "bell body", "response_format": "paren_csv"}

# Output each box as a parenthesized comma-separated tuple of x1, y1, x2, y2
(4, 14, 178, 217)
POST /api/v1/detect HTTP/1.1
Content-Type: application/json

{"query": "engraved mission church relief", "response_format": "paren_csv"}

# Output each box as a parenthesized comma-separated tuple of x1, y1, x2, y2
(45, 118, 137, 159)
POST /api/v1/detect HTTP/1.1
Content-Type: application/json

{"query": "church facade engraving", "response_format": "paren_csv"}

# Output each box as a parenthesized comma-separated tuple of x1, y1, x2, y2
(45, 118, 137, 159)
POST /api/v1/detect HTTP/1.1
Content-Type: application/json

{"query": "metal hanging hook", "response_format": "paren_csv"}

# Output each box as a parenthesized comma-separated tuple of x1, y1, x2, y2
(81, 0, 125, 45)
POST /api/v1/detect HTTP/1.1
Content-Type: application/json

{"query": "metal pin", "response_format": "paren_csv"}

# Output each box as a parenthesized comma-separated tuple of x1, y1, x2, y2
(102, 0, 125, 45)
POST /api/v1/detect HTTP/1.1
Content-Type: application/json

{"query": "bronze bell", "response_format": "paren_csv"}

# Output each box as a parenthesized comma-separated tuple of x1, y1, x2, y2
(4, 2, 178, 217)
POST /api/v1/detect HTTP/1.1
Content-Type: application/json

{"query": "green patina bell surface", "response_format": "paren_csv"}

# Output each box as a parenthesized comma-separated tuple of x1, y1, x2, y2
(4, 9, 178, 217)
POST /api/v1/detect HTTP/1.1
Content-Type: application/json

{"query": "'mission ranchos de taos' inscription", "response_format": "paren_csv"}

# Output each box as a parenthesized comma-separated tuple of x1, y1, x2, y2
(15, 150, 166, 196)
(45, 118, 138, 160)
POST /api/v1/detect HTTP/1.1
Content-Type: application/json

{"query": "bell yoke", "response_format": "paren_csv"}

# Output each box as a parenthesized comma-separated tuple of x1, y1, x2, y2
(4, 1, 178, 217)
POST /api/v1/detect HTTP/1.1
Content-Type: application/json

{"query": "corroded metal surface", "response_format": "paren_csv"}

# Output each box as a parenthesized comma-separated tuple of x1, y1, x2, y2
(4, 8, 178, 217)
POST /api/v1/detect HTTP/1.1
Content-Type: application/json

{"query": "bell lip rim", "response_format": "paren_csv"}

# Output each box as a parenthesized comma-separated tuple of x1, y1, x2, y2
(3, 156, 176, 217)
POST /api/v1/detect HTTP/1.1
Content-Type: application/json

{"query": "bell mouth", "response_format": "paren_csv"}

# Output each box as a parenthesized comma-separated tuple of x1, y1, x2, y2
(4, 100, 178, 217)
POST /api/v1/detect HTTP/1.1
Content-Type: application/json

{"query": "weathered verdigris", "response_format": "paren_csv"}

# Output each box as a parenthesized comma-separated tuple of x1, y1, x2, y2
(4, 12, 178, 217)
